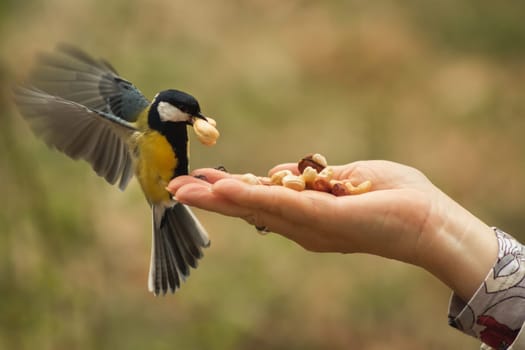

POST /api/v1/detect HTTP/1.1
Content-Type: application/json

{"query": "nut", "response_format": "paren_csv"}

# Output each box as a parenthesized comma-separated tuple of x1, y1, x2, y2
(258, 176, 273, 186)
(317, 167, 334, 182)
(311, 177, 332, 192)
(282, 174, 306, 191)
(298, 154, 326, 173)
(329, 179, 342, 187)
(205, 117, 217, 127)
(270, 169, 293, 185)
(240, 173, 262, 185)
(344, 181, 357, 193)
(193, 118, 220, 146)
(350, 180, 372, 195)
(236, 151, 372, 197)
(331, 182, 350, 196)
(301, 166, 318, 188)
(312, 153, 328, 168)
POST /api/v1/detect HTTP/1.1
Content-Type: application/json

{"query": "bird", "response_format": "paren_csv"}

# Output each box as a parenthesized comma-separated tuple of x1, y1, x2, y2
(13, 44, 219, 295)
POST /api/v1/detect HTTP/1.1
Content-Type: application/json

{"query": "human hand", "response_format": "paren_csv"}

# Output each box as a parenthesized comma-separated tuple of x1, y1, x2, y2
(168, 160, 497, 301)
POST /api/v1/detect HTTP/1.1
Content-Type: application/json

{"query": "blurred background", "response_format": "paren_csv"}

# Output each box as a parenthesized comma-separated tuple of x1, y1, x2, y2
(1, 0, 525, 349)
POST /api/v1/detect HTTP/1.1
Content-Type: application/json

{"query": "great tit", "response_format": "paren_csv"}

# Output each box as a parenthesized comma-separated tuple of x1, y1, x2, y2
(13, 44, 216, 295)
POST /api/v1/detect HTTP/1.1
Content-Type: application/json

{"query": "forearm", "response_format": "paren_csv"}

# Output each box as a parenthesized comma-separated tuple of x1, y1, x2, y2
(418, 189, 498, 302)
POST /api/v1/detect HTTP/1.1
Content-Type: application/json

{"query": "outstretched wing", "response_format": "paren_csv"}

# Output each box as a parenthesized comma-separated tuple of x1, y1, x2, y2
(30, 44, 150, 122)
(13, 87, 137, 190)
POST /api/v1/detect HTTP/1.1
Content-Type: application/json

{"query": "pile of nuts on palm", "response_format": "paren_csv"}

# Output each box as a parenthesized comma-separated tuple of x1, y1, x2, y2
(240, 153, 372, 196)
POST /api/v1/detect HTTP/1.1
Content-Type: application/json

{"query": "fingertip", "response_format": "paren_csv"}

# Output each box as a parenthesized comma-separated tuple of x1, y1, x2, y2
(268, 163, 299, 176)
(167, 175, 208, 194)
(173, 181, 212, 205)
(174, 178, 254, 218)
(167, 175, 194, 193)
(211, 177, 250, 194)
(212, 177, 299, 212)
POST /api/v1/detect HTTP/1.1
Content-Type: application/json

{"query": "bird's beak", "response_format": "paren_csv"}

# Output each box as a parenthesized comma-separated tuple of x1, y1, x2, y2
(189, 112, 208, 125)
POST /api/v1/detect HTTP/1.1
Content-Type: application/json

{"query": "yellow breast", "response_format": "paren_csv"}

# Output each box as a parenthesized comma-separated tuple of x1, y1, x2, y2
(133, 130, 177, 205)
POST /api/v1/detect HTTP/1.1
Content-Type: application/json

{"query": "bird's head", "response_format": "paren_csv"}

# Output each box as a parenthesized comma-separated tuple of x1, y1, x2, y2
(149, 89, 208, 131)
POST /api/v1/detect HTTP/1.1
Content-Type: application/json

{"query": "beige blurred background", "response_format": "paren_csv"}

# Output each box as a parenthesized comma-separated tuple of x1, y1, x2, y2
(1, 0, 525, 349)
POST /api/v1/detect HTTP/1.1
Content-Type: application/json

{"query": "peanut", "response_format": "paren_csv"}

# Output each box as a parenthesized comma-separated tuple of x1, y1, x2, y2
(318, 167, 334, 182)
(349, 180, 372, 195)
(282, 174, 306, 191)
(235, 153, 373, 197)
(240, 173, 262, 185)
(301, 166, 318, 188)
(258, 176, 273, 186)
(193, 118, 220, 146)
(270, 169, 293, 185)
(205, 117, 217, 127)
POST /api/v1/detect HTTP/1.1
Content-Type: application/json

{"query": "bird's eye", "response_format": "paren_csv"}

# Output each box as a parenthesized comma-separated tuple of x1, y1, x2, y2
(157, 101, 189, 122)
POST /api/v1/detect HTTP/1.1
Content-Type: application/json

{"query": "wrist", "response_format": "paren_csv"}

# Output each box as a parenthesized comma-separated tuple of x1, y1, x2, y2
(417, 190, 498, 301)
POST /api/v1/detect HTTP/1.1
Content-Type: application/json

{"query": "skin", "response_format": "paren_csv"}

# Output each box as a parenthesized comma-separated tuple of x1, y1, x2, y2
(167, 160, 498, 302)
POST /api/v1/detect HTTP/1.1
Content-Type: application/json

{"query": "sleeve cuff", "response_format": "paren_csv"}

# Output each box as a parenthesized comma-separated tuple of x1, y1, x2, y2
(448, 227, 525, 349)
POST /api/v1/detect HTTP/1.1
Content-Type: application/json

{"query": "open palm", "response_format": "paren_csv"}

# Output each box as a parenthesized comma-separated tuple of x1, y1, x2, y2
(168, 160, 496, 301)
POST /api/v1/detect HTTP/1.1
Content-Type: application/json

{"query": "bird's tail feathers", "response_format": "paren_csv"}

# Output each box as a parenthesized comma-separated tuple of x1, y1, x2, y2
(148, 203, 210, 295)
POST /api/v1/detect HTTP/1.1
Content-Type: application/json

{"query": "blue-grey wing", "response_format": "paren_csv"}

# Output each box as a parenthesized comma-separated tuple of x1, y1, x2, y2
(30, 44, 150, 122)
(13, 87, 138, 190)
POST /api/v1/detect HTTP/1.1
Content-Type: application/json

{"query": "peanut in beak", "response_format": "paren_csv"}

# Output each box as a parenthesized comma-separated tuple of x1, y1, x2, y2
(193, 117, 220, 146)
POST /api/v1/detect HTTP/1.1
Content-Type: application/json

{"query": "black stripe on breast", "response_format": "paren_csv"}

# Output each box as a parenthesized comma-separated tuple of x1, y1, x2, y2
(162, 122, 189, 177)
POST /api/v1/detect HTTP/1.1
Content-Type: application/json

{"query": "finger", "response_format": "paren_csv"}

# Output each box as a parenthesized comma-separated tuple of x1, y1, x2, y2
(332, 160, 403, 189)
(227, 192, 354, 253)
(173, 179, 315, 242)
(167, 175, 210, 194)
(240, 209, 317, 247)
(211, 178, 338, 225)
(174, 181, 254, 219)
(268, 163, 299, 176)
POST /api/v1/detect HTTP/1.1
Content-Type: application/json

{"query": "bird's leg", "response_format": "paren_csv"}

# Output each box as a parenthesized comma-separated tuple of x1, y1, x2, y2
(214, 165, 228, 172)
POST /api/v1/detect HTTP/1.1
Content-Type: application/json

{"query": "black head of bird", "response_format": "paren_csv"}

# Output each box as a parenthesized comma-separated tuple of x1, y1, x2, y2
(150, 89, 207, 130)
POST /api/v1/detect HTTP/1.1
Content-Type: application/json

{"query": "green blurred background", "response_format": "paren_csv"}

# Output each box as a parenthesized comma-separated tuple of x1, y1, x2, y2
(2, 0, 525, 349)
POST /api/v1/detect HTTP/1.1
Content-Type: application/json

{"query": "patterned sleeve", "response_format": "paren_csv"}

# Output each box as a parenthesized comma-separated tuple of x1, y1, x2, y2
(448, 227, 525, 350)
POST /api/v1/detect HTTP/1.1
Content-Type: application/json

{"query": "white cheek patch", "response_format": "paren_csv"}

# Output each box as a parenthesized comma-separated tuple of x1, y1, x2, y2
(157, 101, 190, 122)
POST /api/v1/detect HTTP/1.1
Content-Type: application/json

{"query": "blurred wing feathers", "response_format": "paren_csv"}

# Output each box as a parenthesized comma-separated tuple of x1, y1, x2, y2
(13, 87, 137, 190)
(31, 44, 149, 122)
